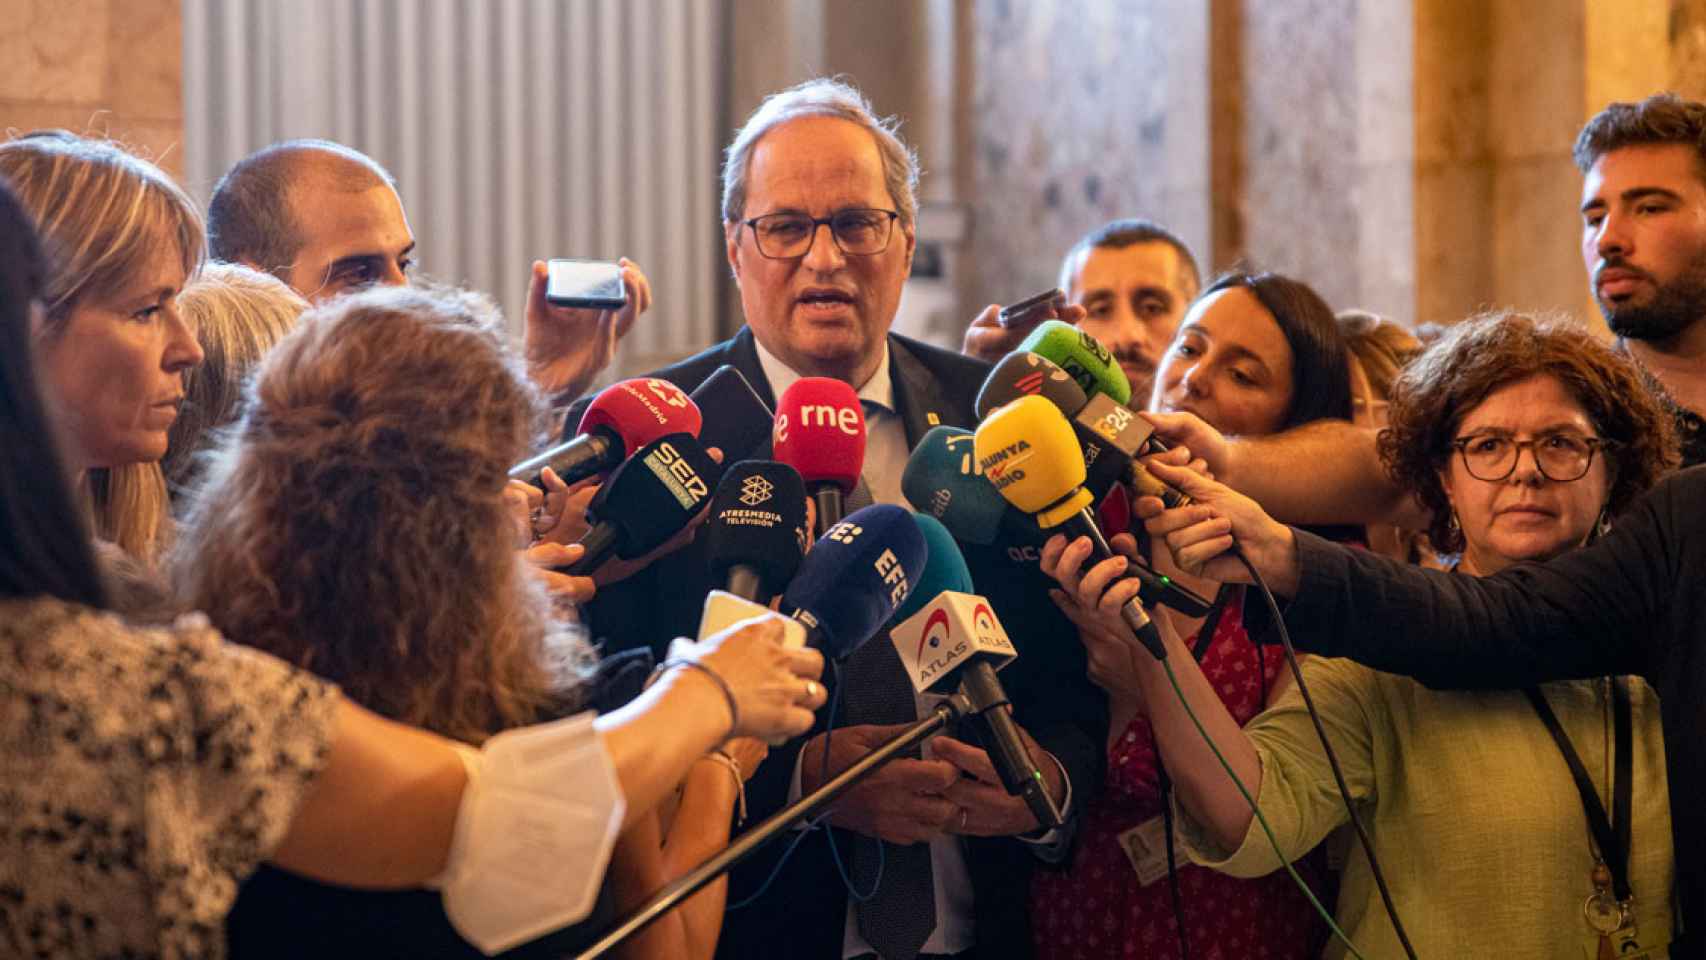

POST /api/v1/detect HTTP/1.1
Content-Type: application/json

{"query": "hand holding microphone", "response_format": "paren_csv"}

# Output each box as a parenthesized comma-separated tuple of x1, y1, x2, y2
(512, 377, 702, 487)
(669, 614, 829, 743)
(1133, 458, 1301, 594)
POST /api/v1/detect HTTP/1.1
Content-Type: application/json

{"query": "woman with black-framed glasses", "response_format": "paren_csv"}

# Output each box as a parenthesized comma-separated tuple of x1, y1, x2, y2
(1046, 310, 1684, 957)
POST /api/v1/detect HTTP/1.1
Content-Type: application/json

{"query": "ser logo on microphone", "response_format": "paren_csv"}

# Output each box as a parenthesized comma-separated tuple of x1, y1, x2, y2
(644, 442, 710, 508)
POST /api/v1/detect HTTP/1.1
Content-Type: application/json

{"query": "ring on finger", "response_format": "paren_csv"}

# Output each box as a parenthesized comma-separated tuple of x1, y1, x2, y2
(958, 806, 969, 832)
(803, 680, 821, 701)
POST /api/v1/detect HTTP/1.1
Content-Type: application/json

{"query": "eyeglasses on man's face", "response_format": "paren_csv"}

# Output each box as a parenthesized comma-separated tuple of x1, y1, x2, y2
(742, 207, 900, 260)
(1449, 431, 1612, 483)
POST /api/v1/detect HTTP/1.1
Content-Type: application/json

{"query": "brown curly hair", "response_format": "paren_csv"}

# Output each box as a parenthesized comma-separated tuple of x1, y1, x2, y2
(172, 284, 593, 743)
(1377, 311, 1679, 555)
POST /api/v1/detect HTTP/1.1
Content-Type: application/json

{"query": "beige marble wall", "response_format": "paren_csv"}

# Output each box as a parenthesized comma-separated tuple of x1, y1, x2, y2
(0, 0, 184, 177)
(960, 0, 1211, 309)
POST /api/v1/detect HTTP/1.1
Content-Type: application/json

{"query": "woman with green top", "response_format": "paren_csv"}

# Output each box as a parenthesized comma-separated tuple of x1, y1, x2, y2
(1042, 310, 1679, 957)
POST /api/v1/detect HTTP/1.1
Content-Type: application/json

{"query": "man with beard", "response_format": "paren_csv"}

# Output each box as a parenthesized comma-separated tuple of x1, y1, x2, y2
(961, 220, 1200, 405)
(1577, 93, 1706, 467)
(1128, 96, 1706, 526)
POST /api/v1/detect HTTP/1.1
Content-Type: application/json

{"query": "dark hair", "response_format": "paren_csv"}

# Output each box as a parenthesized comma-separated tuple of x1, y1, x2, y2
(207, 139, 395, 279)
(1378, 310, 1679, 554)
(1574, 92, 1706, 174)
(0, 179, 107, 608)
(1061, 218, 1202, 299)
(1199, 271, 1353, 428)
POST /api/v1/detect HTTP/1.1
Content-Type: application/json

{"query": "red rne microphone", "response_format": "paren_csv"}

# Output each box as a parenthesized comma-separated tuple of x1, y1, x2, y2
(510, 378, 702, 487)
(772, 377, 866, 537)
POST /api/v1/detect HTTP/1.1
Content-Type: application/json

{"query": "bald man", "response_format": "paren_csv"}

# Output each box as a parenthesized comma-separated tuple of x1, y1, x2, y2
(207, 139, 649, 401)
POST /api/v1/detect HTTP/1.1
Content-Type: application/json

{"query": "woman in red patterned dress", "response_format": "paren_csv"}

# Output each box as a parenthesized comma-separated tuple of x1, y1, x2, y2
(1030, 272, 1354, 959)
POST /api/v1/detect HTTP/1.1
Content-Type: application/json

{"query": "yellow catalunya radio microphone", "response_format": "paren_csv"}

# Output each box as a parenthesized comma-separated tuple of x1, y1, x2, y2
(973, 396, 1167, 659)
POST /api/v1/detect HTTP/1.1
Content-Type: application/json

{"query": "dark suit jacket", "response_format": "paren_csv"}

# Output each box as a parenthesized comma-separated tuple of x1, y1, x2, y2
(565, 327, 1106, 960)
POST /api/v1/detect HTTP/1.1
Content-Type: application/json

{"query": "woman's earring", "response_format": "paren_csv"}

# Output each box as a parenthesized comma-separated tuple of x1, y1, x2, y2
(1595, 507, 1612, 540)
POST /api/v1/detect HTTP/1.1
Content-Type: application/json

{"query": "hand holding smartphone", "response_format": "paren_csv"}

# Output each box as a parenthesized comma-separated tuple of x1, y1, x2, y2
(997, 287, 1067, 330)
(545, 258, 628, 309)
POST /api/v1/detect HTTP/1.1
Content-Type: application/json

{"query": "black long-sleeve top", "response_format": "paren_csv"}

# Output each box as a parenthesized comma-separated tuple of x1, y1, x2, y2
(1279, 465, 1706, 957)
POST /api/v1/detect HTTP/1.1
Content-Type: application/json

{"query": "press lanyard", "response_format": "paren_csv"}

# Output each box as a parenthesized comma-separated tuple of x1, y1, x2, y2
(1523, 677, 1633, 904)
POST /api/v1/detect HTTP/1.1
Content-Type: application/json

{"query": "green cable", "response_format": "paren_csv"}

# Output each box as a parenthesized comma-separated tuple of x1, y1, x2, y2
(1159, 657, 1371, 960)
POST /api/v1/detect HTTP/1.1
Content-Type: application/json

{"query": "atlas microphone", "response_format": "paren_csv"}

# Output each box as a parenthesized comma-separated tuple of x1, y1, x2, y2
(513, 378, 702, 486)
(974, 396, 1207, 658)
(772, 377, 866, 537)
(889, 514, 1063, 830)
(780, 503, 927, 662)
(560, 433, 718, 577)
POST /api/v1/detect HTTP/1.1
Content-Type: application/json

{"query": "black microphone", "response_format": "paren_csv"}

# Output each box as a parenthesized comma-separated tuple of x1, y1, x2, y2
(690, 366, 776, 467)
(563, 433, 718, 577)
(703, 461, 810, 604)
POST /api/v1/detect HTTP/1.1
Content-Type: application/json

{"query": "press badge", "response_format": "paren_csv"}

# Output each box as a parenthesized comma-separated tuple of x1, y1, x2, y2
(1117, 817, 1171, 886)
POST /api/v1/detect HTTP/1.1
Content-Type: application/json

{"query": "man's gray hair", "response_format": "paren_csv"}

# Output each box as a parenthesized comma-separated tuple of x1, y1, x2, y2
(721, 78, 920, 226)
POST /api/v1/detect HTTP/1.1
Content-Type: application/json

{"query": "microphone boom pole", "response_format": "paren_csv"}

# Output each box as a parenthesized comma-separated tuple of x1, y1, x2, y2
(570, 695, 969, 960)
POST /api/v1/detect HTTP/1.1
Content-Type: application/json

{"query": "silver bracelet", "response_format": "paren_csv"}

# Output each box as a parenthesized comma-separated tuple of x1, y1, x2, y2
(658, 657, 740, 739)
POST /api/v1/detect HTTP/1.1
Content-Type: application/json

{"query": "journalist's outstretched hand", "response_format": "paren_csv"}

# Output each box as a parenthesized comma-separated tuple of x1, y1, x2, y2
(1132, 459, 1301, 595)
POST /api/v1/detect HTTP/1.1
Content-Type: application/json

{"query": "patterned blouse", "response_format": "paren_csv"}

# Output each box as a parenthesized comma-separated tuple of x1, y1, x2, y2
(0, 597, 339, 960)
(1030, 589, 1327, 960)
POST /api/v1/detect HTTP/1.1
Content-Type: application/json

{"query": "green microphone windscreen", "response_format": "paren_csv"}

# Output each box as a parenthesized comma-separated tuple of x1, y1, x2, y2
(1018, 319, 1132, 407)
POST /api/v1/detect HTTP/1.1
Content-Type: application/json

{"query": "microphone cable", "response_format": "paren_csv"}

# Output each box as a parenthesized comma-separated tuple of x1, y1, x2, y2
(726, 659, 887, 909)
(1154, 543, 1420, 960)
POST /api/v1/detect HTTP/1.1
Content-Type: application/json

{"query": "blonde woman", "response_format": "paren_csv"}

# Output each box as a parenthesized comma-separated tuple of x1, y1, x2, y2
(0, 131, 203, 563)
(164, 262, 309, 498)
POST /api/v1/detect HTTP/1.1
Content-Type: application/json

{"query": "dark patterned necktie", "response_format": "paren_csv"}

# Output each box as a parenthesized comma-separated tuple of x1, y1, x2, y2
(836, 473, 936, 960)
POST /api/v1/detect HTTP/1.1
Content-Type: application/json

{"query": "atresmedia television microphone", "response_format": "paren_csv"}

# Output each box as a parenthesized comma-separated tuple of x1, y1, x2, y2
(514, 378, 701, 486)
(772, 377, 865, 537)
(975, 396, 1187, 658)
(561, 433, 718, 577)
(703, 460, 810, 604)
(888, 514, 1063, 829)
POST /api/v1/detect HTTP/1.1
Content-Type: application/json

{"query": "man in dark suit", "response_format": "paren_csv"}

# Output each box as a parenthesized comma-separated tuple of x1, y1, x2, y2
(567, 78, 1102, 960)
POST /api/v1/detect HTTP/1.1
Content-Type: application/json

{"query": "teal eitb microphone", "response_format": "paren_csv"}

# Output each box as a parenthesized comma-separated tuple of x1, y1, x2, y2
(1018, 319, 1132, 406)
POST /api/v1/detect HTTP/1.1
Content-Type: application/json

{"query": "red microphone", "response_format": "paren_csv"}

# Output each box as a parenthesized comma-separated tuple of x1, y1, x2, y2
(772, 377, 865, 536)
(511, 378, 702, 487)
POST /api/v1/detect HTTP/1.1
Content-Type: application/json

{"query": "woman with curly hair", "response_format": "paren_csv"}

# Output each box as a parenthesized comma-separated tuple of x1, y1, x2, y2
(1043, 310, 1681, 956)
(176, 284, 768, 958)
(0, 174, 823, 959)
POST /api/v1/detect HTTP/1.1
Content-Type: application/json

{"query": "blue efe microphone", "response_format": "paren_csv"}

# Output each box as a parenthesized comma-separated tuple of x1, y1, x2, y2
(780, 503, 928, 661)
